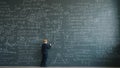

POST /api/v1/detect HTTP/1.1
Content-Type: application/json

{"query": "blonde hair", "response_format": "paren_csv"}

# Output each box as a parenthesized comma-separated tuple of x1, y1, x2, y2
(43, 39, 48, 43)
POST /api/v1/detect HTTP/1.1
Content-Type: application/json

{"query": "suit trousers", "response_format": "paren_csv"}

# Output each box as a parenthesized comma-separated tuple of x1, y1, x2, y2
(41, 53, 48, 67)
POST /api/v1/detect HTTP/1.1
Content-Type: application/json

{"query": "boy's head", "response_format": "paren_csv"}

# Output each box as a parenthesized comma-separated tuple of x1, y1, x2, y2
(43, 39, 48, 44)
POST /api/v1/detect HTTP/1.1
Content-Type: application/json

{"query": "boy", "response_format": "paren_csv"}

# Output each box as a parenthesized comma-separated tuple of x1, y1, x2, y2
(41, 39, 51, 67)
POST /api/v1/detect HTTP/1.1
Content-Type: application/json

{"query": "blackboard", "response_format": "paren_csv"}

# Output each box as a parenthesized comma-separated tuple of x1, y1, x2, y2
(0, 0, 120, 66)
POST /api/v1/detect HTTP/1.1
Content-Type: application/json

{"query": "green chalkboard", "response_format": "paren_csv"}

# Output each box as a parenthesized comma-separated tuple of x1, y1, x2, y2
(0, 0, 120, 66)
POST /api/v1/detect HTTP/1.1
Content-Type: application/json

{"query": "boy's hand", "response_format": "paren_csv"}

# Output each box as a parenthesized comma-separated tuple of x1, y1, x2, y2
(50, 43, 51, 46)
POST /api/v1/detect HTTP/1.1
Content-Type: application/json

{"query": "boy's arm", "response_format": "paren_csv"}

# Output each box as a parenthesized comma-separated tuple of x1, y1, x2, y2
(47, 44, 51, 49)
(50, 44, 51, 47)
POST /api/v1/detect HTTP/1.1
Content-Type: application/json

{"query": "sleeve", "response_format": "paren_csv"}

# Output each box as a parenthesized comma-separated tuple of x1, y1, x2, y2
(47, 44, 51, 49)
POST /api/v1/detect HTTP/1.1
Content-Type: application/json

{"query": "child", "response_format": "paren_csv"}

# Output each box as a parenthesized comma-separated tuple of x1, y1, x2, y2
(41, 39, 51, 67)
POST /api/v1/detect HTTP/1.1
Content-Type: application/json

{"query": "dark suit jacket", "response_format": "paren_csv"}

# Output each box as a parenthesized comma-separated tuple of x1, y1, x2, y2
(41, 43, 51, 55)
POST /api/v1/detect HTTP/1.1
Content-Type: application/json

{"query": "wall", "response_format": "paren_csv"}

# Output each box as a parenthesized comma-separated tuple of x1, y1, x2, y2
(0, 0, 119, 66)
